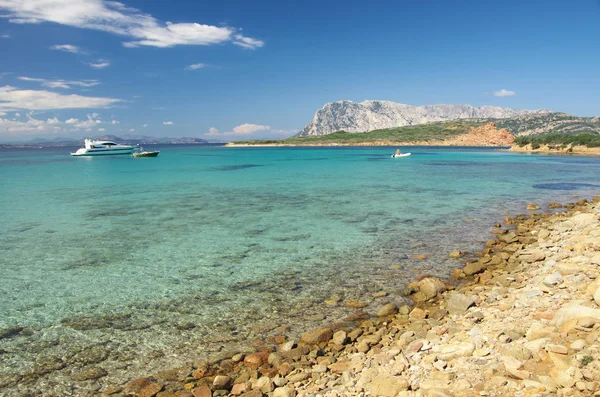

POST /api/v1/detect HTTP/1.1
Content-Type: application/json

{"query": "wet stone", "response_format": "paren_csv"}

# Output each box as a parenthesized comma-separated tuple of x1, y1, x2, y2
(71, 366, 108, 381)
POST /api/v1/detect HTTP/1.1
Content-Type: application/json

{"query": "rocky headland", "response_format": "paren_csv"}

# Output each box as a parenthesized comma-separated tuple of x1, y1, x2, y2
(297, 101, 545, 137)
(88, 197, 600, 397)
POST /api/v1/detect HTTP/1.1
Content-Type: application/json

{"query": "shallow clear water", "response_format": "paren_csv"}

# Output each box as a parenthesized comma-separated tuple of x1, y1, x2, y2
(1, 145, 599, 393)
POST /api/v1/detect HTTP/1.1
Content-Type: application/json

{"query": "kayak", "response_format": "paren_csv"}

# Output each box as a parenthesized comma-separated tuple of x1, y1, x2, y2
(391, 153, 411, 158)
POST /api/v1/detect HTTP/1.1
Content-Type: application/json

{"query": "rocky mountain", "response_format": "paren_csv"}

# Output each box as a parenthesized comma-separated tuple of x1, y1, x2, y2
(297, 100, 547, 136)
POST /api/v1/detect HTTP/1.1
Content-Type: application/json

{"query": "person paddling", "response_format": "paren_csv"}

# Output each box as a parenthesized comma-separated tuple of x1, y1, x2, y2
(393, 149, 401, 157)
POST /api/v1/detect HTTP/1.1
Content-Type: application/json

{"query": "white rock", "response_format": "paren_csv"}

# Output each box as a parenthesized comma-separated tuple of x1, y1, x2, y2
(543, 271, 563, 286)
(554, 304, 600, 326)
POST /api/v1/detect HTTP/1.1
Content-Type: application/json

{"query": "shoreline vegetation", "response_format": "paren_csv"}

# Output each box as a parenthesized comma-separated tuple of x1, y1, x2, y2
(84, 197, 600, 397)
(226, 120, 600, 156)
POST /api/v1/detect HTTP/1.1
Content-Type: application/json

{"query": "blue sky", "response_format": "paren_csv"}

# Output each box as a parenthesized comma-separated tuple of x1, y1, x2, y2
(1, 0, 599, 142)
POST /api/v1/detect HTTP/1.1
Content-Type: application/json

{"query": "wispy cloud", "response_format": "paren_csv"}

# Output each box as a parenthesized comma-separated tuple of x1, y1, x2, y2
(0, 0, 263, 49)
(18, 76, 100, 89)
(0, 85, 120, 111)
(50, 44, 82, 54)
(185, 63, 206, 70)
(205, 123, 295, 138)
(1, 34, 10, 39)
(233, 34, 264, 50)
(163, 121, 174, 125)
(88, 59, 110, 69)
(493, 89, 516, 97)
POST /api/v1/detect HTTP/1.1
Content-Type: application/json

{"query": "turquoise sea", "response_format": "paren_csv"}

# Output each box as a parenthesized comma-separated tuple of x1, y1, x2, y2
(1, 145, 600, 394)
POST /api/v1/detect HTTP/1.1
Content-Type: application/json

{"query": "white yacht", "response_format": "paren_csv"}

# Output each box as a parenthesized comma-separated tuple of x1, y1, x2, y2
(71, 139, 137, 156)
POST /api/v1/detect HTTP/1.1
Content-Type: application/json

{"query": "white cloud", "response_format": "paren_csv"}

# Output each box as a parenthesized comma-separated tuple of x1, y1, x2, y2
(204, 124, 296, 138)
(98, 128, 105, 132)
(50, 44, 81, 53)
(1, 34, 10, 38)
(163, 121, 173, 125)
(0, 0, 263, 49)
(18, 76, 100, 89)
(129, 128, 135, 132)
(89, 59, 110, 69)
(493, 89, 516, 97)
(0, 85, 121, 111)
(0, 113, 103, 138)
(185, 63, 205, 70)
(142, 124, 148, 127)
(111, 120, 119, 124)
(205, 127, 220, 136)
(233, 34, 264, 50)
(232, 123, 271, 135)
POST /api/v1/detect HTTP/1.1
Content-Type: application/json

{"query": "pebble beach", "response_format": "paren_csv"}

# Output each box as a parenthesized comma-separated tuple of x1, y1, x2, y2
(82, 197, 600, 397)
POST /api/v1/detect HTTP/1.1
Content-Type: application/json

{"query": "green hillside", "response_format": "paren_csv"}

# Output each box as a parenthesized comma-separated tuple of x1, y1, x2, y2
(491, 112, 600, 137)
(230, 112, 600, 146)
(232, 120, 479, 145)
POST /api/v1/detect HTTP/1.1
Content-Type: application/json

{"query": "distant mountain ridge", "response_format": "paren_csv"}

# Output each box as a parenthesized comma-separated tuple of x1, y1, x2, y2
(298, 100, 548, 136)
(5, 135, 213, 146)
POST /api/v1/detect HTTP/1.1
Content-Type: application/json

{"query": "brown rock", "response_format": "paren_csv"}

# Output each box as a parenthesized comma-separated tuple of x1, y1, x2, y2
(409, 307, 427, 319)
(498, 231, 518, 244)
(463, 261, 485, 276)
(243, 352, 268, 367)
(125, 378, 153, 394)
(192, 385, 212, 397)
(139, 383, 165, 397)
(376, 303, 398, 316)
(412, 254, 427, 260)
(448, 249, 464, 258)
(231, 383, 248, 395)
(299, 327, 333, 345)
(345, 299, 368, 308)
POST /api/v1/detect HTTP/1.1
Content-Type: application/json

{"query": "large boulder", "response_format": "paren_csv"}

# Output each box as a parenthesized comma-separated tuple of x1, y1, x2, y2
(410, 277, 447, 302)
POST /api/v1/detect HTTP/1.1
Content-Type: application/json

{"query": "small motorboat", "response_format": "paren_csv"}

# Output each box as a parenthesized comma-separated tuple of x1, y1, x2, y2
(391, 149, 411, 158)
(133, 150, 160, 158)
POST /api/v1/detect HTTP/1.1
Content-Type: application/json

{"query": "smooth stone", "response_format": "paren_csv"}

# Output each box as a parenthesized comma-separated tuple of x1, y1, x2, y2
(543, 271, 563, 287)
(272, 387, 292, 397)
(332, 330, 347, 345)
(570, 340, 586, 351)
(554, 304, 600, 327)
(445, 292, 475, 314)
(377, 303, 398, 317)
(299, 327, 333, 345)
(433, 342, 474, 360)
(369, 375, 409, 397)
(213, 375, 231, 389)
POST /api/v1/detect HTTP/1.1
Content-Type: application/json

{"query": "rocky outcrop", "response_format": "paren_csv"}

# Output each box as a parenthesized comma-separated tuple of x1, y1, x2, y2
(442, 122, 514, 146)
(298, 100, 546, 136)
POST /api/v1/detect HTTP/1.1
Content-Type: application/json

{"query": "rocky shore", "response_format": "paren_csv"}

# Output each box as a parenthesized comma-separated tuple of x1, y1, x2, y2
(510, 144, 600, 156)
(91, 197, 600, 397)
